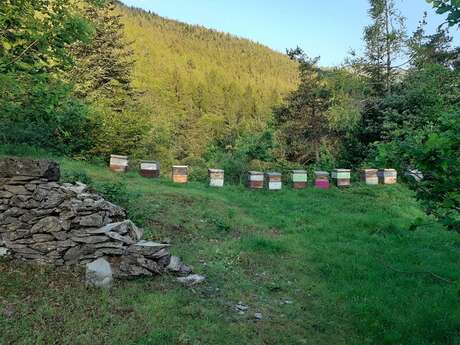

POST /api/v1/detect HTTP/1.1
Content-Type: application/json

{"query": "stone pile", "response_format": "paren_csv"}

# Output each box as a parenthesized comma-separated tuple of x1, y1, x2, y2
(0, 158, 191, 278)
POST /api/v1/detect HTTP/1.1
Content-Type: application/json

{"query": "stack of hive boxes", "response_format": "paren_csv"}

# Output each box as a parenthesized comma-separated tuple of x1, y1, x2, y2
(208, 169, 224, 187)
(265, 172, 282, 190)
(332, 169, 351, 187)
(247, 171, 264, 189)
(291, 170, 308, 189)
(139, 160, 160, 178)
(361, 169, 378, 185)
(378, 169, 397, 184)
(110, 155, 128, 173)
(172, 165, 188, 183)
(314, 171, 330, 189)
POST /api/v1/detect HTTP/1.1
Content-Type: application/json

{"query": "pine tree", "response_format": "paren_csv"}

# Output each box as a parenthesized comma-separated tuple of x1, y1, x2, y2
(69, 0, 136, 110)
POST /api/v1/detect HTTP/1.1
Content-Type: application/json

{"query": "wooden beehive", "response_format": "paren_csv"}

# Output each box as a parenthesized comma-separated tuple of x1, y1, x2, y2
(265, 172, 282, 190)
(247, 171, 264, 189)
(378, 169, 397, 184)
(291, 170, 308, 189)
(314, 171, 330, 189)
(361, 169, 378, 185)
(172, 165, 188, 184)
(139, 160, 160, 178)
(332, 169, 351, 187)
(110, 155, 128, 173)
(208, 168, 224, 187)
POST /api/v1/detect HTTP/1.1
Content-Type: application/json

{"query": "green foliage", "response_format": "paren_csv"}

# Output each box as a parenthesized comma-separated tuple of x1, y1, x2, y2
(274, 48, 365, 165)
(61, 170, 93, 185)
(349, 0, 407, 96)
(93, 179, 129, 208)
(0, 0, 93, 74)
(428, 0, 460, 26)
(370, 65, 460, 229)
(0, 73, 93, 154)
(0, 0, 95, 155)
(117, 3, 298, 164)
(402, 111, 460, 230)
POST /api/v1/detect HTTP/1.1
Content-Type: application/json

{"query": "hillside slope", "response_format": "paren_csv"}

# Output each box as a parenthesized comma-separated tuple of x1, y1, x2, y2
(117, 3, 298, 163)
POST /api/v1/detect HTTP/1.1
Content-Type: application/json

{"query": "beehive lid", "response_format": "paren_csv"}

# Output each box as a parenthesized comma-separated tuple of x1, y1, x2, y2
(362, 168, 378, 173)
(292, 170, 307, 174)
(111, 154, 128, 159)
(248, 171, 263, 175)
(334, 168, 351, 172)
(315, 171, 329, 176)
(265, 172, 281, 176)
(173, 165, 188, 168)
(140, 160, 159, 164)
(208, 168, 224, 173)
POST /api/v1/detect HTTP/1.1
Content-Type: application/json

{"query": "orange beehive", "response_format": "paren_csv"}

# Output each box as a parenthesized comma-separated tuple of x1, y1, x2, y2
(172, 165, 188, 183)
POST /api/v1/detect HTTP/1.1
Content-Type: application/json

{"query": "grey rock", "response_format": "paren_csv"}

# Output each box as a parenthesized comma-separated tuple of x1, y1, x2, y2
(31, 217, 62, 233)
(126, 241, 169, 257)
(177, 274, 206, 286)
(0, 247, 10, 257)
(96, 220, 142, 240)
(3, 185, 31, 195)
(234, 302, 249, 312)
(32, 234, 55, 242)
(40, 190, 65, 209)
(86, 258, 113, 289)
(52, 231, 69, 241)
(105, 231, 135, 244)
(79, 214, 103, 227)
(0, 158, 60, 181)
(0, 191, 13, 199)
(254, 313, 263, 320)
(167, 256, 193, 276)
(71, 235, 109, 244)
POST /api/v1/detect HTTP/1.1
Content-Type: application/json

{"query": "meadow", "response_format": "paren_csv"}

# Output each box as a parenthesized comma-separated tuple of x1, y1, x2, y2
(1, 148, 459, 345)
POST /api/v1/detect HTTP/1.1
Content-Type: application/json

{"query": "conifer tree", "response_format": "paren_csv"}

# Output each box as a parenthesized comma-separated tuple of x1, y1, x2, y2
(69, 0, 135, 110)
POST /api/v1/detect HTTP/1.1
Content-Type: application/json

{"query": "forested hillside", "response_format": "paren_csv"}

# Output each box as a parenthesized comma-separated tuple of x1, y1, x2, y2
(117, 3, 298, 165)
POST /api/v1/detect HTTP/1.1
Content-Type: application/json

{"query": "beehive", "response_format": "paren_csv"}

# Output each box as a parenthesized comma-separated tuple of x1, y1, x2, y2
(139, 160, 160, 178)
(110, 155, 128, 173)
(208, 168, 224, 187)
(332, 169, 351, 187)
(361, 169, 378, 185)
(172, 165, 188, 184)
(314, 171, 330, 189)
(247, 171, 264, 189)
(378, 169, 397, 184)
(291, 170, 308, 189)
(265, 172, 282, 190)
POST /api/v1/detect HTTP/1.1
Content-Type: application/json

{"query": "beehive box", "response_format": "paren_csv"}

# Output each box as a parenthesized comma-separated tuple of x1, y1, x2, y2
(208, 168, 224, 187)
(110, 155, 128, 173)
(332, 169, 351, 187)
(139, 160, 160, 178)
(314, 171, 330, 189)
(378, 169, 397, 184)
(361, 169, 378, 185)
(265, 172, 282, 190)
(247, 171, 264, 189)
(291, 170, 308, 189)
(172, 165, 188, 184)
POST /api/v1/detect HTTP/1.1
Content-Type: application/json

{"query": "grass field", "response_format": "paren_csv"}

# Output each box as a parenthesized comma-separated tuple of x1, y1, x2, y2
(1, 149, 460, 345)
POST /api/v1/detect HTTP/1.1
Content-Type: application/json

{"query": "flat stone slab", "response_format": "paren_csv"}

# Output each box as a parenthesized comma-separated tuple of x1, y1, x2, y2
(0, 158, 60, 181)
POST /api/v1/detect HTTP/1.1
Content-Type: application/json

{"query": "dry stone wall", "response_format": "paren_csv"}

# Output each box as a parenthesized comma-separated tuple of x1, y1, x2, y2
(0, 158, 190, 278)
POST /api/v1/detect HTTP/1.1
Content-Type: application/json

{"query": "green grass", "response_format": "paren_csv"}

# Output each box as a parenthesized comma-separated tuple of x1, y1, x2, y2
(1, 149, 460, 345)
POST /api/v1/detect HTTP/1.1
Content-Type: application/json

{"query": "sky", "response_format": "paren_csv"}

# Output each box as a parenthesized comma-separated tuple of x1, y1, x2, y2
(120, 0, 459, 66)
